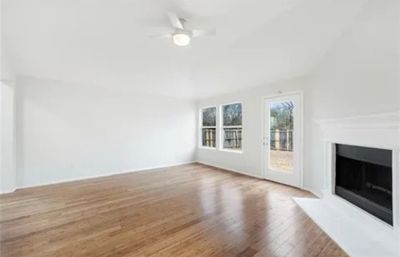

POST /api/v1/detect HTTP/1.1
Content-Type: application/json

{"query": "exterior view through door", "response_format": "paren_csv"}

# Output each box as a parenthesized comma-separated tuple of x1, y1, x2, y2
(263, 93, 302, 188)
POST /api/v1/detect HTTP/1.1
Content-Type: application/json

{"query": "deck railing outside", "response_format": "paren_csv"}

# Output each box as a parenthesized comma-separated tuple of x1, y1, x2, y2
(202, 128, 242, 149)
(223, 128, 242, 149)
(270, 129, 293, 151)
(202, 128, 216, 147)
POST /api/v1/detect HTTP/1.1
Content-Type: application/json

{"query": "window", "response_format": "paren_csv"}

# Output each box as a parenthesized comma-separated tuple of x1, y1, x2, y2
(201, 107, 217, 148)
(222, 103, 242, 151)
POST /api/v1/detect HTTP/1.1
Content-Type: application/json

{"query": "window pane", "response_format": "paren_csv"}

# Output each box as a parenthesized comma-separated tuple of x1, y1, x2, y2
(269, 101, 294, 172)
(223, 103, 242, 126)
(202, 107, 216, 126)
(223, 128, 242, 150)
(202, 128, 216, 147)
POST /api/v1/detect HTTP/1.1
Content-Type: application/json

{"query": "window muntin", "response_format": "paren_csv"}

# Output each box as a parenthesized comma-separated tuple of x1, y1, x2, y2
(222, 103, 242, 151)
(201, 107, 217, 148)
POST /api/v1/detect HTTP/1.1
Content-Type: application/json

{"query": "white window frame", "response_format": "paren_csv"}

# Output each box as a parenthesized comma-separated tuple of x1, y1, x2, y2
(220, 102, 243, 153)
(199, 106, 217, 149)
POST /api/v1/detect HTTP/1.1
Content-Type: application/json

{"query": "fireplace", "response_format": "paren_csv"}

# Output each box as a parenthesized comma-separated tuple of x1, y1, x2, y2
(295, 112, 400, 257)
(335, 144, 393, 225)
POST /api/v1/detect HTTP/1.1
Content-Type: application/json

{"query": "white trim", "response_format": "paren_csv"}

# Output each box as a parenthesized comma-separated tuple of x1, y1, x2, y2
(263, 90, 304, 100)
(220, 101, 243, 108)
(316, 111, 400, 151)
(299, 91, 304, 189)
(198, 104, 218, 110)
(198, 146, 217, 151)
(196, 160, 263, 179)
(261, 91, 304, 188)
(219, 149, 243, 154)
(220, 102, 243, 152)
(0, 187, 17, 194)
(316, 111, 400, 130)
(302, 186, 323, 198)
(394, 149, 400, 231)
(3, 161, 196, 193)
(0, 80, 18, 194)
(198, 106, 217, 149)
(222, 125, 243, 128)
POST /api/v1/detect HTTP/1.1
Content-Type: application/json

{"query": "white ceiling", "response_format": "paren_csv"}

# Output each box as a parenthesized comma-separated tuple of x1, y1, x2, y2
(2, 0, 367, 99)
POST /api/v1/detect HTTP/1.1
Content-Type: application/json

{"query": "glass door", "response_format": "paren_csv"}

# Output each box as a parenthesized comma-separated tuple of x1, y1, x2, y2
(263, 93, 302, 187)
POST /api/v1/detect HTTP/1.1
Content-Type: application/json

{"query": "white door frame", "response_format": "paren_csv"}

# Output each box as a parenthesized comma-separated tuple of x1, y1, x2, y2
(261, 91, 304, 188)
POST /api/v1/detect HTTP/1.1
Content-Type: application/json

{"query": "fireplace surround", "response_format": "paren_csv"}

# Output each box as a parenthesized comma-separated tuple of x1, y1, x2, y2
(320, 112, 399, 230)
(295, 112, 399, 257)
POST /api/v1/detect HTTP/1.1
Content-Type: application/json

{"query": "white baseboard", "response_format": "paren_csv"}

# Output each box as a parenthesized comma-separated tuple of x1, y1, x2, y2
(5, 161, 196, 193)
(195, 160, 263, 179)
(0, 187, 17, 194)
(301, 186, 323, 198)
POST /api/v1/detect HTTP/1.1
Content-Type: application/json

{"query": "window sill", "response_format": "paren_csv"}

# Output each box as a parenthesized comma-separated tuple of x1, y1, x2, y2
(219, 149, 243, 154)
(198, 146, 217, 150)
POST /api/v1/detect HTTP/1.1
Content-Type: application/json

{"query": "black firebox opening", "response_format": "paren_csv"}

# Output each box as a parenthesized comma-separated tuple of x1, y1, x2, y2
(335, 144, 393, 225)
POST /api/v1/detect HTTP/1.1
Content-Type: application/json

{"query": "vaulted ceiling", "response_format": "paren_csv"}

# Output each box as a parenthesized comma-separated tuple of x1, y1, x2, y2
(2, 0, 368, 98)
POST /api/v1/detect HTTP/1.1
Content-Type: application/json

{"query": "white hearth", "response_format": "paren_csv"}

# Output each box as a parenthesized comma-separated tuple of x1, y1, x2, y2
(295, 112, 400, 257)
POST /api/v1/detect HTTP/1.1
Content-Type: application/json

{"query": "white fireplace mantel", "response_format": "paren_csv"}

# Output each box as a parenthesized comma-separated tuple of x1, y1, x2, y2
(316, 111, 400, 150)
(295, 111, 400, 257)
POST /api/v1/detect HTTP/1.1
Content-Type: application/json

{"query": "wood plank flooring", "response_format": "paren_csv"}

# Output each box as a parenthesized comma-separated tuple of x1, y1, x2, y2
(0, 164, 348, 257)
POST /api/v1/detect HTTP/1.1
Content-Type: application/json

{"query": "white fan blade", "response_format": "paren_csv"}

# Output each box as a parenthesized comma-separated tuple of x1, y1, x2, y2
(167, 12, 184, 30)
(191, 29, 216, 38)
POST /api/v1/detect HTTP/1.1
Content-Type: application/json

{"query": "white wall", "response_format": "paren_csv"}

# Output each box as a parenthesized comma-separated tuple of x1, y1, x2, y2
(197, 0, 400, 195)
(0, 81, 17, 193)
(16, 76, 196, 188)
(1, 0, 17, 194)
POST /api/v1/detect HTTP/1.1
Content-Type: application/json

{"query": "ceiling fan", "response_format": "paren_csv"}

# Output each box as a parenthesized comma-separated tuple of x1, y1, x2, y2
(150, 12, 216, 46)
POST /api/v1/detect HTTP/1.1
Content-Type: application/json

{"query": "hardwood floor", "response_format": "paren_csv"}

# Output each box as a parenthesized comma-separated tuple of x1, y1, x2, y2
(0, 164, 348, 257)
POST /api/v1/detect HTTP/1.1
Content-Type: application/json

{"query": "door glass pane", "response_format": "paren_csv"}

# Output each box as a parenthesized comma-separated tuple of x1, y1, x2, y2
(269, 101, 294, 172)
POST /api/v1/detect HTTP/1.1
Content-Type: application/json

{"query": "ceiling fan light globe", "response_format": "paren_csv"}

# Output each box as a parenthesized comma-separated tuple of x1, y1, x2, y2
(173, 33, 191, 46)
